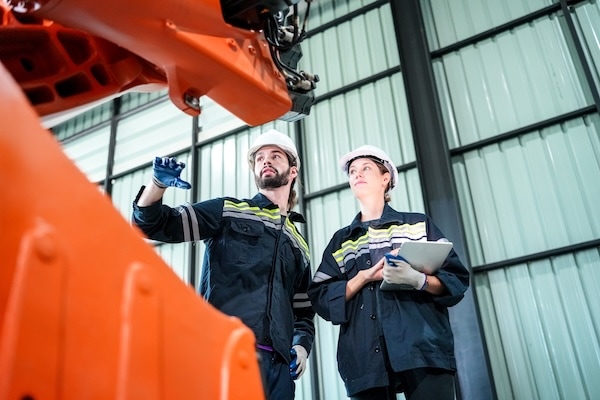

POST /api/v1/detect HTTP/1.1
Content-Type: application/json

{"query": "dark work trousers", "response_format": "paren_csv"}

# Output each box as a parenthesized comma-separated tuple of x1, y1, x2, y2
(350, 368, 455, 400)
(351, 336, 455, 400)
(257, 348, 295, 400)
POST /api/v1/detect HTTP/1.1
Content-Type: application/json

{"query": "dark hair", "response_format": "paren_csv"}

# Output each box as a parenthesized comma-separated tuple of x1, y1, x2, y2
(288, 177, 299, 210)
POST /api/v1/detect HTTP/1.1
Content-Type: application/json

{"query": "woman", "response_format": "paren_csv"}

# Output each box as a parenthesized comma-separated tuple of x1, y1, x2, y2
(307, 145, 470, 400)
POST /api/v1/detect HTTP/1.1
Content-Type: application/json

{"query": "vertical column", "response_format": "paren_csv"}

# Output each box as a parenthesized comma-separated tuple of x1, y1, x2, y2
(389, 1, 496, 398)
(103, 97, 120, 196)
(188, 115, 201, 288)
(296, 119, 321, 400)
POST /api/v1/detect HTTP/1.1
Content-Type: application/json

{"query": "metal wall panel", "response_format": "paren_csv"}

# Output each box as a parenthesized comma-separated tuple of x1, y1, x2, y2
(425, 2, 600, 399)
(454, 116, 600, 266)
(119, 90, 168, 114)
(434, 13, 593, 148)
(197, 97, 245, 141)
(303, 73, 413, 194)
(61, 125, 111, 182)
(421, 0, 553, 50)
(475, 248, 600, 400)
(573, 1, 600, 90)
(302, 3, 400, 95)
(154, 242, 192, 283)
(197, 131, 251, 200)
(52, 101, 113, 141)
(113, 100, 193, 175)
(310, 0, 379, 28)
(110, 167, 150, 221)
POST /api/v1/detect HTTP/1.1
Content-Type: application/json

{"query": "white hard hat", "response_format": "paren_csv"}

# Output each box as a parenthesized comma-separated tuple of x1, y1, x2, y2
(339, 145, 398, 191)
(247, 129, 300, 170)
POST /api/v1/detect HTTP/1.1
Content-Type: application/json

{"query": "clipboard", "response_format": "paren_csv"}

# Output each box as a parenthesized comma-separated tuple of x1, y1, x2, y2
(380, 241, 453, 291)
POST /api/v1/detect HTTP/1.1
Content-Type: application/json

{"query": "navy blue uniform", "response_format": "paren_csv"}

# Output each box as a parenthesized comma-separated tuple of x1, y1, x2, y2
(308, 204, 469, 397)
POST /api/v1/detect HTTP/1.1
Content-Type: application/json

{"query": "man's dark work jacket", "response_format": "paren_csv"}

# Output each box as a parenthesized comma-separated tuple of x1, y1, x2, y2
(133, 191, 315, 362)
(308, 204, 469, 396)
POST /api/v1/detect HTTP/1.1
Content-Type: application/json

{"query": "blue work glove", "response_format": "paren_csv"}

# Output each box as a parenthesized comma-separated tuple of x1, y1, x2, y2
(289, 345, 308, 380)
(383, 253, 427, 290)
(152, 156, 191, 189)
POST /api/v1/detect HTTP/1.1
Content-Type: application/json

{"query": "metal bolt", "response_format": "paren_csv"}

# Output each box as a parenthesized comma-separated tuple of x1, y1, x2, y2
(34, 231, 56, 262)
(184, 91, 200, 111)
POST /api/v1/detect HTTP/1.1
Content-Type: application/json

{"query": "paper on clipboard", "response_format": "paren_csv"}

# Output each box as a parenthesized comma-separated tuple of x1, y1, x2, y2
(380, 241, 453, 291)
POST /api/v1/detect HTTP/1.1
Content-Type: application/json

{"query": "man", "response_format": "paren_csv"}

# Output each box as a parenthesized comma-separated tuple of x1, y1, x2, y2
(132, 129, 315, 400)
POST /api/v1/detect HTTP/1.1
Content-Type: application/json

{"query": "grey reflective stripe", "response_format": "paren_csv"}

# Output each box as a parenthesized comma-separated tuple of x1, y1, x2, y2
(222, 210, 280, 230)
(294, 300, 312, 308)
(178, 203, 201, 242)
(187, 203, 202, 241)
(293, 293, 312, 308)
(312, 270, 331, 283)
(176, 205, 191, 242)
(340, 247, 370, 266)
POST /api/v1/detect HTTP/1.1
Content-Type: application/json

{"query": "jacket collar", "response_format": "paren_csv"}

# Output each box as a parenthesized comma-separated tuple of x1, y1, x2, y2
(251, 193, 306, 223)
(348, 203, 400, 234)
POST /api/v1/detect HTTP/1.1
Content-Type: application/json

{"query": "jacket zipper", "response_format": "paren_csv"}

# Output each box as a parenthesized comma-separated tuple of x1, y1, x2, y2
(264, 215, 285, 346)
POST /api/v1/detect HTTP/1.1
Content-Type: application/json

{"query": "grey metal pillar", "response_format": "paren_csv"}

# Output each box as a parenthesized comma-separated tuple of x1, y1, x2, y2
(389, 1, 496, 399)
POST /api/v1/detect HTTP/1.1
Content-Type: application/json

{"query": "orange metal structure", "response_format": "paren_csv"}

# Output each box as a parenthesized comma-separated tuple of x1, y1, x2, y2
(0, 0, 315, 398)
(0, 0, 311, 127)
(0, 61, 265, 398)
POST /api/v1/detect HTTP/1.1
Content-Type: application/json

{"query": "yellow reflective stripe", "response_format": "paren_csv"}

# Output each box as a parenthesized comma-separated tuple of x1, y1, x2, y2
(223, 199, 280, 221)
(333, 232, 369, 263)
(331, 221, 427, 265)
(368, 221, 426, 238)
(284, 217, 309, 256)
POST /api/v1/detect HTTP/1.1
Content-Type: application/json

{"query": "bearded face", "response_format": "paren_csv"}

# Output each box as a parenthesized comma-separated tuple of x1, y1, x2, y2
(255, 165, 291, 189)
(252, 145, 297, 191)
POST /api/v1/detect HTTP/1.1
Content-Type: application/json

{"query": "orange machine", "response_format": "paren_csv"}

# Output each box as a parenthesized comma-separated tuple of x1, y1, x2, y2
(0, 0, 316, 398)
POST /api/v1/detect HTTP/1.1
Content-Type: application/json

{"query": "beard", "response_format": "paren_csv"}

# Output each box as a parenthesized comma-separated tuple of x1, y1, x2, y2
(256, 166, 290, 189)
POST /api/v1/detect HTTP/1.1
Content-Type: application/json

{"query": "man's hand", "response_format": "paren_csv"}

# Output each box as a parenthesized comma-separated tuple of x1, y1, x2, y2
(382, 254, 427, 290)
(289, 345, 308, 380)
(152, 156, 191, 189)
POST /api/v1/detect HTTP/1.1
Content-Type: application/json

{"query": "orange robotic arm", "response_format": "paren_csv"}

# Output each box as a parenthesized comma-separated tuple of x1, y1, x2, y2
(0, 0, 317, 126)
